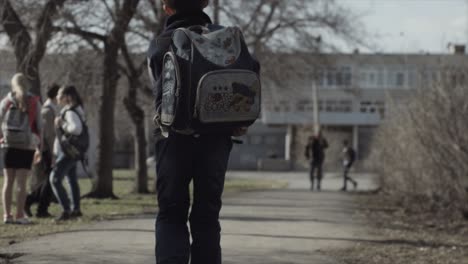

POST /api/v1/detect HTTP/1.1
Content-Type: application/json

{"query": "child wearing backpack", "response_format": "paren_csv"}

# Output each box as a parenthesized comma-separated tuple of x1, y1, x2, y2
(341, 140, 358, 191)
(1, 73, 42, 225)
(49, 85, 86, 221)
(147, 1, 260, 263)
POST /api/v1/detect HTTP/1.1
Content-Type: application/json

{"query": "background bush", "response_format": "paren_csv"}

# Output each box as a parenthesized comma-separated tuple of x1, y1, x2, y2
(370, 70, 468, 215)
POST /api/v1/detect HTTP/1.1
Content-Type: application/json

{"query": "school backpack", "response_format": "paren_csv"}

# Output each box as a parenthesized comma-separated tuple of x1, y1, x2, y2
(57, 107, 89, 160)
(347, 147, 356, 164)
(1, 94, 40, 147)
(160, 25, 261, 134)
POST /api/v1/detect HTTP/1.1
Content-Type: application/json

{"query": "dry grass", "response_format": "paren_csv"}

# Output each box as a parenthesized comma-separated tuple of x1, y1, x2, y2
(332, 193, 468, 264)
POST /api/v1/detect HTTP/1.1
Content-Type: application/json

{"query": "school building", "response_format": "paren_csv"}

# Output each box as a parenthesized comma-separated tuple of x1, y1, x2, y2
(228, 47, 467, 171)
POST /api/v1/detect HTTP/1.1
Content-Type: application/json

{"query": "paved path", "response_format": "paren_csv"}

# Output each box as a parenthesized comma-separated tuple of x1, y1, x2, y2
(1, 171, 377, 264)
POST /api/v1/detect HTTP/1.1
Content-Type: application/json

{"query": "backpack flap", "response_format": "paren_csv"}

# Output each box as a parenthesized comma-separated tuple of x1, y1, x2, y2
(195, 70, 260, 124)
(189, 27, 261, 131)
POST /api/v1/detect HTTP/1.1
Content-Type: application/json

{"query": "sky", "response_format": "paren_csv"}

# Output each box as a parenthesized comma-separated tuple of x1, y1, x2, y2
(342, 0, 468, 53)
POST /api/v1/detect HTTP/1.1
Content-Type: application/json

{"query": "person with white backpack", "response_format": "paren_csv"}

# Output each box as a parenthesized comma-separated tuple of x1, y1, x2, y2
(49, 85, 87, 222)
(1, 73, 42, 225)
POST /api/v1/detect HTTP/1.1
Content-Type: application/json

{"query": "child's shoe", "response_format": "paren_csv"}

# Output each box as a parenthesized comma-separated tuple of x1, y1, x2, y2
(15, 217, 32, 225)
(3, 215, 14, 224)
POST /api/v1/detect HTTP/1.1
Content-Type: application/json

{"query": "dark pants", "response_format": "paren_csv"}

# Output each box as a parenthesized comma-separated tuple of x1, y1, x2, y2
(26, 151, 54, 214)
(309, 161, 323, 190)
(154, 133, 233, 264)
(342, 163, 357, 190)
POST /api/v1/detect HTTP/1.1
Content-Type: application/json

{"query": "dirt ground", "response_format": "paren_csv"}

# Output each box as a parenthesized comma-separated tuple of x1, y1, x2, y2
(332, 192, 468, 264)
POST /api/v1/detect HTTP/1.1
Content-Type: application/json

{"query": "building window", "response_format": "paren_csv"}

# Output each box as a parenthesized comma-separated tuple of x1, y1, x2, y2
(336, 71, 343, 86)
(339, 100, 353, 112)
(344, 72, 352, 86)
(327, 70, 335, 86)
(386, 71, 396, 87)
(315, 69, 325, 86)
(278, 100, 291, 112)
(319, 66, 352, 88)
(296, 99, 312, 112)
(377, 70, 385, 86)
(359, 67, 384, 88)
(249, 135, 263, 145)
(396, 72, 405, 86)
(264, 136, 278, 146)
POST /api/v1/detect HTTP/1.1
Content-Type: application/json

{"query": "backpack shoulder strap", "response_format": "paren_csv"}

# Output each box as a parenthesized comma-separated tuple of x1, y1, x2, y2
(0, 98, 14, 126)
(43, 103, 55, 114)
(62, 106, 86, 128)
(4, 99, 13, 113)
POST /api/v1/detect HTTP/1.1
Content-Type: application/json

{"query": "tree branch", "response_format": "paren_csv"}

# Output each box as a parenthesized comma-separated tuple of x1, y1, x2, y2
(32, 0, 67, 65)
(0, 0, 32, 62)
(54, 25, 107, 41)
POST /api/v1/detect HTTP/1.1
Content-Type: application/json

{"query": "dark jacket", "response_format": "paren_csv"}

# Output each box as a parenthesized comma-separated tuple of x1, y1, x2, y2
(305, 137, 329, 164)
(147, 10, 213, 119)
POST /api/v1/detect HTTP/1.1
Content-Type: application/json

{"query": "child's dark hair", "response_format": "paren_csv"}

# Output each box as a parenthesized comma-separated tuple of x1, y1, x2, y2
(46, 83, 60, 99)
(61, 85, 83, 107)
(163, 0, 208, 11)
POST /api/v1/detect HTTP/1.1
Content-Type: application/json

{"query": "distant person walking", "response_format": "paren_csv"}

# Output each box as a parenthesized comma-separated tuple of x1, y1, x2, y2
(50, 86, 86, 221)
(340, 140, 358, 191)
(25, 84, 60, 218)
(1, 73, 42, 224)
(305, 130, 328, 190)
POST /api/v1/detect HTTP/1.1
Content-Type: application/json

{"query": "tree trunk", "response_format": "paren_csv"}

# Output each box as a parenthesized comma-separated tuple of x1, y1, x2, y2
(20, 60, 42, 96)
(134, 114, 149, 193)
(123, 77, 149, 194)
(86, 0, 141, 199)
(86, 44, 120, 199)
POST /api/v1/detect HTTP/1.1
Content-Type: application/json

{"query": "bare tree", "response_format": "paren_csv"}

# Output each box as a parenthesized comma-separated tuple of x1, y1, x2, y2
(219, 0, 365, 54)
(111, 0, 166, 193)
(216, 0, 367, 107)
(56, 0, 141, 198)
(0, 0, 67, 96)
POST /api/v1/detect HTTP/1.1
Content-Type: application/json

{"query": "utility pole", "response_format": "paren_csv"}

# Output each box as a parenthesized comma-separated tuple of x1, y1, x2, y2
(313, 36, 322, 135)
(312, 76, 320, 134)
